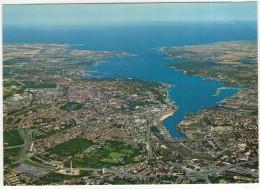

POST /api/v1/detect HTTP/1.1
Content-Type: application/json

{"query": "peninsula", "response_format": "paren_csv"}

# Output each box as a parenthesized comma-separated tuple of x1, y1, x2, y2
(160, 41, 257, 86)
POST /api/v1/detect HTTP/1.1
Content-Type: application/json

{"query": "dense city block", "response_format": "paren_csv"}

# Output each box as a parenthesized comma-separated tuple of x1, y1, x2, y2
(3, 42, 258, 185)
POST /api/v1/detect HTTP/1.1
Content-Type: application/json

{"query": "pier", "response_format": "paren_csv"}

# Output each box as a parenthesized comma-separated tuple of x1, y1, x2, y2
(213, 87, 240, 96)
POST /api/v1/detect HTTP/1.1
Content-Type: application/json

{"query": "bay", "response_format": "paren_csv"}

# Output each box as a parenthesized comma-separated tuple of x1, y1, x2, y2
(3, 21, 257, 138)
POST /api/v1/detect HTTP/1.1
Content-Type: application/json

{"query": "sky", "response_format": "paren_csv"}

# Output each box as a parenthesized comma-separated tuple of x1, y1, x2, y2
(3, 2, 257, 26)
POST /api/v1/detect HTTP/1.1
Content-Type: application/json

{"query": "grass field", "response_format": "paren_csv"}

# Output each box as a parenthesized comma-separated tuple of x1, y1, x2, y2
(108, 152, 124, 159)
(101, 152, 124, 163)
(101, 159, 117, 163)
(187, 122, 201, 128)
(64, 141, 141, 168)
(4, 130, 24, 147)
(46, 138, 93, 158)
(24, 159, 51, 168)
(4, 147, 22, 165)
(32, 104, 51, 109)
(233, 176, 254, 181)
(46, 140, 141, 168)
(121, 149, 134, 154)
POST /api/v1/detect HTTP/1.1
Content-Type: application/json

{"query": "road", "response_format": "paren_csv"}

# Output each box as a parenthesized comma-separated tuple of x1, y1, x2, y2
(18, 118, 31, 162)
(11, 72, 25, 87)
(6, 108, 257, 184)
(186, 172, 212, 184)
(62, 166, 143, 179)
(186, 160, 258, 184)
(4, 144, 24, 149)
(62, 167, 102, 172)
(62, 167, 142, 179)
(8, 118, 39, 166)
(146, 121, 152, 159)
(5, 117, 57, 170)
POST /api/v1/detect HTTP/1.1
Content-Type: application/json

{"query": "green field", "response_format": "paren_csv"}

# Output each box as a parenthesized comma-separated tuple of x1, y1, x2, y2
(101, 159, 118, 163)
(4, 130, 24, 147)
(65, 141, 141, 168)
(234, 176, 254, 181)
(46, 138, 93, 158)
(187, 122, 201, 128)
(24, 160, 50, 168)
(32, 104, 51, 109)
(101, 152, 125, 163)
(109, 152, 124, 159)
(3, 80, 22, 87)
(29, 157, 51, 167)
(4, 147, 22, 165)
(59, 102, 83, 111)
(29, 83, 57, 88)
(121, 149, 134, 154)
(3, 83, 25, 100)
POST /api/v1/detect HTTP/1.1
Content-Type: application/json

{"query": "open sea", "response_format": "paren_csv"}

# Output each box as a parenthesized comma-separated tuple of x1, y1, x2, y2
(3, 21, 257, 138)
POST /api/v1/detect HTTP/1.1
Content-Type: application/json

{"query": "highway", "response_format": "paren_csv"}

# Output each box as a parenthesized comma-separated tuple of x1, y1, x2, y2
(5, 118, 32, 167)
(186, 172, 212, 184)
(186, 160, 258, 184)
(4, 144, 24, 149)
(62, 167, 102, 172)
(146, 121, 152, 159)
(10, 70, 25, 87)
(6, 112, 257, 185)
(18, 118, 31, 162)
(62, 167, 142, 179)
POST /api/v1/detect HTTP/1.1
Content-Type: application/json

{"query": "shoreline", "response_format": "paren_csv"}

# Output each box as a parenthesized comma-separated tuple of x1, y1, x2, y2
(157, 83, 182, 140)
(156, 106, 180, 141)
(159, 111, 175, 122)
(174, 86, 245, 137)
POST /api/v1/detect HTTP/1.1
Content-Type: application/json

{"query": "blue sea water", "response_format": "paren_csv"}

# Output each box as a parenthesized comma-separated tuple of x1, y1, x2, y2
(3, 21, 257, 138)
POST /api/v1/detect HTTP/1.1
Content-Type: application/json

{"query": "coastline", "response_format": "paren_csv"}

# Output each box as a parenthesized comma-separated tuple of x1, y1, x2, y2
(156, 106, 179, 141)
(156, 83, 184, 140)
(159, 111, 175, 121)
(174, 86, 244, 137)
